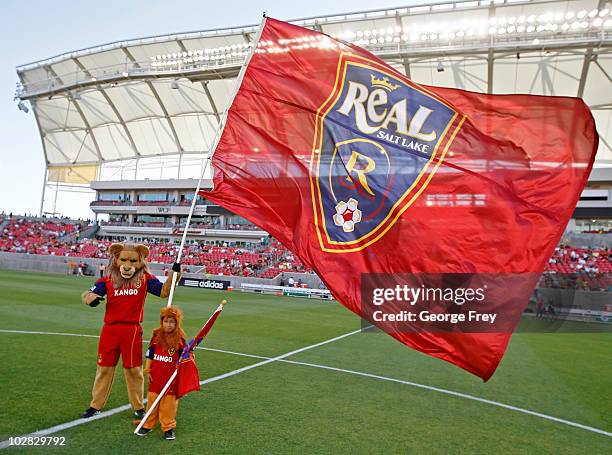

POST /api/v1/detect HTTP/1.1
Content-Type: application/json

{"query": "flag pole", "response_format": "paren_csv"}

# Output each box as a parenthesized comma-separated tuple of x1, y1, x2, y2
(134, 300, 227, 434)
(166, 16, 267, 308)
(133, 370, 177, 434)
(166, 157, 210, 308)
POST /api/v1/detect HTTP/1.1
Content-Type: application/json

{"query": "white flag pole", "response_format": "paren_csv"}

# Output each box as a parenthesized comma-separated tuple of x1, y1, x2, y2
(166, 159, 210, 308)
(137, 14, 265, 436)
(134, 369, 177, 434)
(165, 15, 267, 308)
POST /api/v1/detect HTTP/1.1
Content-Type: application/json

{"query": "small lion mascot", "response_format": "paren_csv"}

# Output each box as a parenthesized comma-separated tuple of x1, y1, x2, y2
(80, 242, 181, 419)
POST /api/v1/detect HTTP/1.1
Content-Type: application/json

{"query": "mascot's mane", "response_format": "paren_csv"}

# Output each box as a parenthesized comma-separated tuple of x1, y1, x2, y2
(107, 242, 150, 289)
(152, 306, 186, 352)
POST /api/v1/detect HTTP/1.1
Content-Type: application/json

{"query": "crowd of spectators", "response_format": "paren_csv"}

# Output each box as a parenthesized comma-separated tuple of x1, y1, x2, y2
(0, 216, 307, 278)
(0, 217, 85, 255)
(540, 245, 611, 291)
(145, 239, 308, 278)
(546, 245, 611, 274)
(1, 215, 610, 285)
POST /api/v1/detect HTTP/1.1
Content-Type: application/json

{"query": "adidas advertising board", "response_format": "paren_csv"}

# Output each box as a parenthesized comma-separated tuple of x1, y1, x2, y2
(179, 277, 230, 291)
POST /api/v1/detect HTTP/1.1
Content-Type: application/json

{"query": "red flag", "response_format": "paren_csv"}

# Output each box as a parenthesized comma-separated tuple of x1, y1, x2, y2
(191, 305, 223, 347)
(202, 18, 597, 380)
(175, 304, 224, 398)
(176, 352, 200, 399)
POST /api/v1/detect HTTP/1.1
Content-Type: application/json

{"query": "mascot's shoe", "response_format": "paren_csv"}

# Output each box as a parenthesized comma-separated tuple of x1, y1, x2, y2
(134, 408, 145, 419)
(80, 407, 100, 418)
(164, 429, 176, 440)
(135, 428, 151, 437)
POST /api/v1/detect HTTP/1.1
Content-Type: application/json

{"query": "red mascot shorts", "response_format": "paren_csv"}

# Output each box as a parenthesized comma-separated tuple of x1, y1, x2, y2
(97, 323, 143, 368)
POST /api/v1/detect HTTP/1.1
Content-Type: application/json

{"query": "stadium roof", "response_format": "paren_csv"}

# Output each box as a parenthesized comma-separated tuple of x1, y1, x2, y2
(15, 0, 612, 176)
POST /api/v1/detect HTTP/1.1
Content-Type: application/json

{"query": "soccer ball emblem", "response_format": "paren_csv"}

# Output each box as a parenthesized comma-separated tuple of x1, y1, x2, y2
(333, 198, 362, 232)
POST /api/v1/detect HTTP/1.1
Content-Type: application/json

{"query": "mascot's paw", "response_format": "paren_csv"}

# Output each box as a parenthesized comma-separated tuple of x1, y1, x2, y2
(81, 291, 104, 307)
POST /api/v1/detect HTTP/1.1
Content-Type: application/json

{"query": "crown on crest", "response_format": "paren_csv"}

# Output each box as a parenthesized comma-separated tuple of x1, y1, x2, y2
(370, 74, 400, 91)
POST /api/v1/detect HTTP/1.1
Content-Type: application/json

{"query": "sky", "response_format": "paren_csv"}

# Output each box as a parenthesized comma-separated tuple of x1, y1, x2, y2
(0, 0, 432, 220)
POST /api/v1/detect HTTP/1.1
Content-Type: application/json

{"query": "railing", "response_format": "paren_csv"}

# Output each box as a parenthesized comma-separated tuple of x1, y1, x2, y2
(17, 25, 612, 99)
(17, 55, 246, 99)
(90, 200, 212, 207)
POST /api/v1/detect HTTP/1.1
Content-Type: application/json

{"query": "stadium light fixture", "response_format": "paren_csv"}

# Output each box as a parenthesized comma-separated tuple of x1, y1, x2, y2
(342, 7, 604, 49)
(17, 101, 29, 113)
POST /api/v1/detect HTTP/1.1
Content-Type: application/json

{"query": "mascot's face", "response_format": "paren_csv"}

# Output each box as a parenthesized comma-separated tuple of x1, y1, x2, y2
(109, 243, 149, 280)
(117, 250, 143, 279)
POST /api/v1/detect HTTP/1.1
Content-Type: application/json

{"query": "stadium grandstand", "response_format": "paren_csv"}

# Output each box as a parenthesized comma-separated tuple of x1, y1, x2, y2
(5, 0, 612, 315)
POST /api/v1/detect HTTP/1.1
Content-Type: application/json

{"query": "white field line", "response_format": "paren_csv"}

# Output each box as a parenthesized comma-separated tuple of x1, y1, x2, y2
(0, 327, 363, 449)
(0, 329, 100, 338)
(277, 359, 612, 438)
(0, 329, 610, 440)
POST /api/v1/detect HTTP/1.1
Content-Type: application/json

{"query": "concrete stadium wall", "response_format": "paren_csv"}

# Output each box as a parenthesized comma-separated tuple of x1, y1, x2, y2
(0, 252, 322, 289)
(0, 252, 105, 275)
(535, 288, 611, 311)
(3, 253, 607, 311)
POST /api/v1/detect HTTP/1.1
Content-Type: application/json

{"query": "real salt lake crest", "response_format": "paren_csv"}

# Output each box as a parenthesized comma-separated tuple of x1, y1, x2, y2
(311, 57, 458, 252)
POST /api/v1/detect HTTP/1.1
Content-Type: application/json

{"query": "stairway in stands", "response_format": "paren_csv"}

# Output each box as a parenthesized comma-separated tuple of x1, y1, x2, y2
(0, 216, 9, 233)
(78, 223, 99, 239)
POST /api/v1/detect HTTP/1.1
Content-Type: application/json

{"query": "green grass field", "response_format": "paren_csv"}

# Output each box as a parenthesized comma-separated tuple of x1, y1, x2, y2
(0, 269, 610, 454)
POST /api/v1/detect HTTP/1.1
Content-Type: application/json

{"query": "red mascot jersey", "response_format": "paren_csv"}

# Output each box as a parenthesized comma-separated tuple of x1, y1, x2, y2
(146, 337, 186, 395)
(90, 273, 165, 324)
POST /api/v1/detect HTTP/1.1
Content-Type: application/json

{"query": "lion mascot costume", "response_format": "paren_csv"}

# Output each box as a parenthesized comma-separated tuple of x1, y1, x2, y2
(80, 242, 180, 419)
